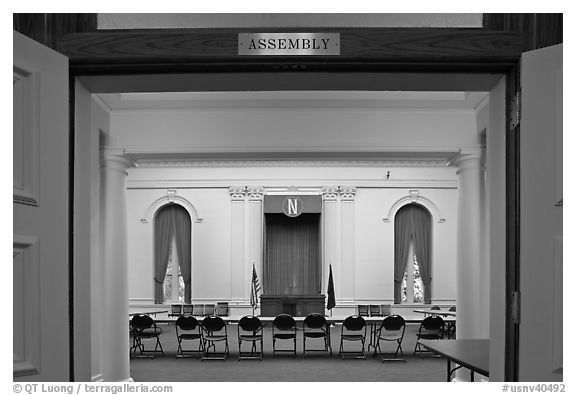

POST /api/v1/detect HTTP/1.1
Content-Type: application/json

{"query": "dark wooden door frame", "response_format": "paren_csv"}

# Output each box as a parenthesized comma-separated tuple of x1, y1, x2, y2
(14, 13, 562, 382)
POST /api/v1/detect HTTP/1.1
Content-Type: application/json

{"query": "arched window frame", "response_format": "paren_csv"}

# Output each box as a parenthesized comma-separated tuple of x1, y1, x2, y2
(144, 191, 201, 304)
(388, 191, 437, 305)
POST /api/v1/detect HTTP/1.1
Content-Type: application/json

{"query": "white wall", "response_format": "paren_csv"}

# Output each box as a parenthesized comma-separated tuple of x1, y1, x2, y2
(355, 187, 457, 303)
(127, 187, 232, 304)
(110, 108, 478, 154)
(126, 165, 459, 315)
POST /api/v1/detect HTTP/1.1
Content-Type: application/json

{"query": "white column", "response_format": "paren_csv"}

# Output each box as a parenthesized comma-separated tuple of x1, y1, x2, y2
(229, 187, 245, 302)
(452, 150, 486, 340)
(340, 187, 356, 300)
(246, 187, 264, 301)
(100, 149, 131, 382)
(322, 187, 340, 308)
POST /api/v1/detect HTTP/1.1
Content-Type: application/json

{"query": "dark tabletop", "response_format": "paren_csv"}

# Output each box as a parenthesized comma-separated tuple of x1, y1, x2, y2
(418, 339, 489, 377)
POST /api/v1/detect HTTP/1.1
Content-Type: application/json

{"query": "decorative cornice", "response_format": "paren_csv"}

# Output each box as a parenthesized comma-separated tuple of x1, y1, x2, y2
(134, 159, 448, 168)
(128, 179, 458, 190)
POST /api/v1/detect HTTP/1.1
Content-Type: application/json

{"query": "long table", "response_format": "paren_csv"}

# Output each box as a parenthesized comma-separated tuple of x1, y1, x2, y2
(146, 315, 450, 325)
(418, 339, 489, 382)
(413, 308, 456, 317)
(129, 309, 168, 317)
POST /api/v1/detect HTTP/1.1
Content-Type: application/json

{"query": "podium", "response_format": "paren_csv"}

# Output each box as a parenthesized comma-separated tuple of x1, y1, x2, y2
(260, 295, 325, 317)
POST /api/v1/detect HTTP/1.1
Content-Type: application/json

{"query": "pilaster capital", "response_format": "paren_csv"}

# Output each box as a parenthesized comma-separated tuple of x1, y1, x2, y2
(322, 186, 339, 202)
(340, 186, 357, 202)
(246, 186, 264, 202)
(448, 149, 485, 175)
(229, 186, 246, 202)
(99, 148, 131, 175)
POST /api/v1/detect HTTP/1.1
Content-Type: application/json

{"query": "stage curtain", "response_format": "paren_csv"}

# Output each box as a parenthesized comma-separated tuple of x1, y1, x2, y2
(264, 213, 321, 295)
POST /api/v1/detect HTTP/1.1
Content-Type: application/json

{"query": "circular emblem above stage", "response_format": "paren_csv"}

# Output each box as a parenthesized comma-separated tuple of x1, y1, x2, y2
(282, 196, 303, 217)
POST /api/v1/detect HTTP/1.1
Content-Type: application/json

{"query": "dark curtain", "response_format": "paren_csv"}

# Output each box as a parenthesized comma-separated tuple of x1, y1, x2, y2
(171, 205, 192, 304)
(411, 206, 432, 303)
(394, 203, 432, 304)
(393, 208, 412, 304)
(264, 213, 321, 295)
(154, 206, 174, 303)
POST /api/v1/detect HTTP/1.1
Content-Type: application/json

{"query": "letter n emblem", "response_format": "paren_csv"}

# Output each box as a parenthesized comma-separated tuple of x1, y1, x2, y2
(282, 196, 303, 217)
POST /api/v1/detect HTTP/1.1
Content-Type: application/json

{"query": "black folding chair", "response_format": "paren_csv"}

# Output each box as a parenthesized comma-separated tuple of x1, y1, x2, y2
(175, 316, 202, 358)
(445, 306, 457, 339)
(414, 315, 445, 358)
(425, 305, 441, 317)
(204, 304, 216, 316)
(130, 314, 164, 359)
(303, 313, 331, 357)
(272, 314, 297, 356)
(192, 304, 204, 316)
(216, 302, 230, 317)
(373, 315, 406, 362)
(168, 304, 182, 317)
(237, 316, 264, 360)
(339, 315, 367, 359)
(200, 316, 229, 360)
(182, 304, 193, 316)
(357, 305, 369, 317)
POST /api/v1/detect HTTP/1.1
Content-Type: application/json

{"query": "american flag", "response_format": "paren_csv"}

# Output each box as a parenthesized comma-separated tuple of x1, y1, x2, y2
(250, 264, 260, 308)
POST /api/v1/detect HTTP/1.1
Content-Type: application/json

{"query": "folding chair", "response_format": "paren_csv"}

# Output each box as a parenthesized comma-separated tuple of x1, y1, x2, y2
(175, 316, 202, 358)
(216, 302, 230, 317)
(200, 316, 229, 360)
(414, 316, 445, 358)
(130, 314, 164, 359)
(373, 315, 406, 362)
(303, 313, 331, 357)
(204, 304, 216, 316)
(237, 316, 264, 360)
(445, 306, 457, 339)
(357, 305, 369, 317)
(272, 314, 297, 356)
(369, 305, 381, 317)
(339, 315, 367, 359)
(192, 304, 204, 316)
(168, 304, 182, 317)
(182, 304, 193, 316)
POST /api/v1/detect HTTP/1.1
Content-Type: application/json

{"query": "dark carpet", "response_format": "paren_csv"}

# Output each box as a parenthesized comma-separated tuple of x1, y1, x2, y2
(130, 322, 445, 382)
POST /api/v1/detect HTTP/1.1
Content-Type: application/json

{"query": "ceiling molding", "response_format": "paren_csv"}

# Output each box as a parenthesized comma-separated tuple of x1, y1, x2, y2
(132, 159, 448, 168)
